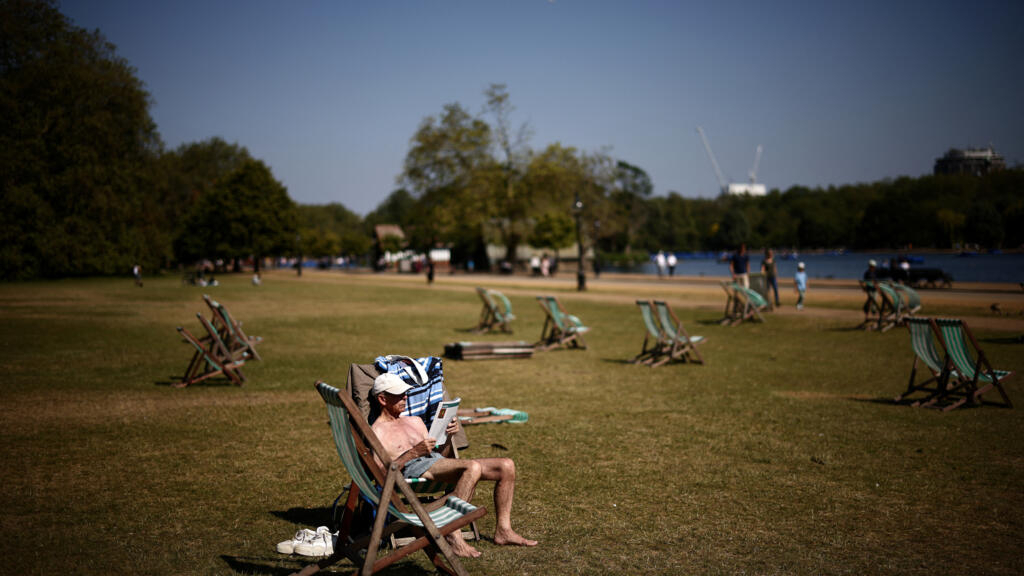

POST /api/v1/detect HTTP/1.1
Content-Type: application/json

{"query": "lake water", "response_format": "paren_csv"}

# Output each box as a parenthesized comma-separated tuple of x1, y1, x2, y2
(605, 252, 1024, 284)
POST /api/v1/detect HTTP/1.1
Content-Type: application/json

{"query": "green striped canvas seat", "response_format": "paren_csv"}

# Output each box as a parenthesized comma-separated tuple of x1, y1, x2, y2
(492, 290, 515, 322)
(893, 283, 922, 314)
(728, 284, 767, 325)
(934, 318, 1014, 408)
(300, 381, 486, 576)
(631, 300, 665, 364)
(203, 295, 262, 362)
(876, 282, 905, 332)
(895, 318, 962, 410)
(474, 287, 515, 333)
(653, 300, 706, 367)
(536, 296, 589, 350)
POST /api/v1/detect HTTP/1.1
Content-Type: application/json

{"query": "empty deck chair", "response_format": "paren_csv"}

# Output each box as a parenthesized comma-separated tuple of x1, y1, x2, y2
(892, 283, 922, 315)
(653, 300, 706, 367)
(731, 284, 768, 325)
(473, 287, 515, 333)
(876, 282, 906, 332)
(934, 318, 1014, 408)
(535, 295, 589, 350)
(203, 294, 263, 361)
(895, 318, 962, 410)
(295, 381, 486, 576)
(632, 300, 665, 364)
(174, 318, 246, 387)
(719, 282, 742, 325)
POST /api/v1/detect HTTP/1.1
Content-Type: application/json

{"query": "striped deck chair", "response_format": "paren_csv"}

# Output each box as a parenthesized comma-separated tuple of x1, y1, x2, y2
(535, 295, 589, 351)
(892, 283, 922, 315)
(203, 295, 263, 362)
(174, 318, 246, 387)
(341, 362, 478, 546)
(934, 318, 1014, 409)
(473, 287, 515, 333)
(653, 300, 706, 367)
(719, 282, 742, 325)
(632, 300, 665, 364)
(876, 282, 906, 332)
(731, 284, 768, 325)
(895, 318, 962, 410)
(296, 382, 486, 576)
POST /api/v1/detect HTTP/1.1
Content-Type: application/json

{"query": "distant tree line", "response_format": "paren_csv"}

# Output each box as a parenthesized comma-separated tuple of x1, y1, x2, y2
(2, 0, 1020, 281)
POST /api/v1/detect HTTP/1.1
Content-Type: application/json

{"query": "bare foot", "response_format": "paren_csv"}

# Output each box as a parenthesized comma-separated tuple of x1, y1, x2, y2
(446, 534, 482, 558)
(493, 528, 538, 547)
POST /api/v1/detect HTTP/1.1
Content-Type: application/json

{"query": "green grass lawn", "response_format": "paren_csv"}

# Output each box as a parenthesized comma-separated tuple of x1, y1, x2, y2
(1, 271, 1022, 575)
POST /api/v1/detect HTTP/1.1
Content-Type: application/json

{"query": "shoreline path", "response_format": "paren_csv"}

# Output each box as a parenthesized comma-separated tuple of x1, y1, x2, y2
(284, 269, 1024, 332)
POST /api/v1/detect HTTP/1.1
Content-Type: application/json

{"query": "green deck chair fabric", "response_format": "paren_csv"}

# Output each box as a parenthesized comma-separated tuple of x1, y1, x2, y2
(535, 295, 589, 350)
(632, 300, 664, 364)
(296, 381, 486, 576)
(175, 320, 245, 387)
(203, 295, 262, 361)
(474, 287, 515, 333)
(892, 283, 922, 314)
(730, 284, 767, 324)
(876, 282, 905, 332)
(895, 318, 962, 410)
(653, 300, 705, 366)
(934, 318, 1014, 408)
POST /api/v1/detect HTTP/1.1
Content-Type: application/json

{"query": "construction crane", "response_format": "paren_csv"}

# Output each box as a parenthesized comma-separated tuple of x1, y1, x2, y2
(696, 126, 767, 196)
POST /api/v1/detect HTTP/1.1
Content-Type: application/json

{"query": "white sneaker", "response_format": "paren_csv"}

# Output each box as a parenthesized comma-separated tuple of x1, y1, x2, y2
(276, 528, 318, 554)
(294, 526, 335, 557)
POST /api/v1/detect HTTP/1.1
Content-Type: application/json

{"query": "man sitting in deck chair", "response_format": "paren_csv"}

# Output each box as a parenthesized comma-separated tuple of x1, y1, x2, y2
(370, 373, 537, 558)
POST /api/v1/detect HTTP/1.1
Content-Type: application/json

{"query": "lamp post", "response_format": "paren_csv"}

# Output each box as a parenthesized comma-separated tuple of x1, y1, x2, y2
(573, 192, 586, 291)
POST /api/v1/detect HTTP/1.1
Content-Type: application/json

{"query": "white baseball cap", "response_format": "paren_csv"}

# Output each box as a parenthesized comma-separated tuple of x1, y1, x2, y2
(868, 259, 877, 267)
(797, 262, 805, 269)
(372, 373, 412, 396)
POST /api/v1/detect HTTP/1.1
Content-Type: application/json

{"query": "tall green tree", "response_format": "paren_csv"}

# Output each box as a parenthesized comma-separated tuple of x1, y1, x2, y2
(1, 0, 163, 279)
(174, 160, 297, 272)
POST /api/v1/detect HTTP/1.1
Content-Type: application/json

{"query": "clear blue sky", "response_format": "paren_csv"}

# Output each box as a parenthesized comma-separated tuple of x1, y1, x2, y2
(61, 0, 1023, 216)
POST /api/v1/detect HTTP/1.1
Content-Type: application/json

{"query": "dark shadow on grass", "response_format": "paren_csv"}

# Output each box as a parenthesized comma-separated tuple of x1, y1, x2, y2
(269, 506, 333, 527)
(696, 318, 729, 326)
(979, 336, 1024, 345)
(824, 324, 874, 333)
(154, 376, 237, 387)
(221, 554, 441, 575)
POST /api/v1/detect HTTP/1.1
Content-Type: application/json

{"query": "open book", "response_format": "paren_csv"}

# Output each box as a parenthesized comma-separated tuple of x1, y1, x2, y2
(428, 398, 461, 445)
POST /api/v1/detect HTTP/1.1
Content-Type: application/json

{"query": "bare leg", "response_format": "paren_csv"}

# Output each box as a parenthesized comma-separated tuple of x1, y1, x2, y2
(423, 459, 482, 557)
(475, 458, 538, 547)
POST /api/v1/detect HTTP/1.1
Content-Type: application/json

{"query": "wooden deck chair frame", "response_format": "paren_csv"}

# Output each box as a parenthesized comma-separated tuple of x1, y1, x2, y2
(174, 318, 245, 387)
(535, 295, 588, 351)
(202, 294, 263, 361)
(876, 282, 906, 332)
(731, 284, 767, 325)
(632, 300, 665, 365)
(934, 318, 1014, 409)
(296, 381, 487, 576)
(340, 363, 478, 548)
(473, 288, 514, 333)
(895, 318, 964, 411)
(653, 300, 705, 367)
(719, 282, 742, 325)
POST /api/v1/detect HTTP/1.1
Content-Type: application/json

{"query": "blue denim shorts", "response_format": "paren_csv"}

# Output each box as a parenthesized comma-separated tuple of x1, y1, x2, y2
(402, 452, 443, 479)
